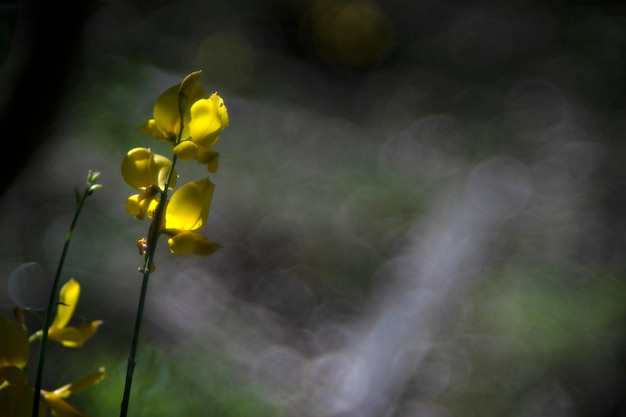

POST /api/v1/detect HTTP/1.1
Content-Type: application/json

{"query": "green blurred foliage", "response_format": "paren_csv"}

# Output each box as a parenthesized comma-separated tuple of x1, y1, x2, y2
(56, 344, 278, 417)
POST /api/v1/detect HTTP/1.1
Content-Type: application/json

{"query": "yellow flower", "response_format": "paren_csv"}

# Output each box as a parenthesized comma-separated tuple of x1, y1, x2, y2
(139, 71, 229, 171)
(173, 92, 229, 171)
(30, 279, 102, 348)
(0, 365, 105, 417)
(41, 366, 106, 417)
(162, 178, 221, 256)
(0, 316, 105, 417)
(139, 71, 206, 145)
(121, 147, 178, 219)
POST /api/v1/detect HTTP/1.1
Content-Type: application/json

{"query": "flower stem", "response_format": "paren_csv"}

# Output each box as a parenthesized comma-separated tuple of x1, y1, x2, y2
(32, 173, 99, 417)
(119, 154, 178, 417)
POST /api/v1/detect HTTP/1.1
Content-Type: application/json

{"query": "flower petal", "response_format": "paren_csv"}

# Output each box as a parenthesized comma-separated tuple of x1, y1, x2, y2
(125, 194, 155, 219)
(48, 321, 102, 348)
(146, 198, 161, 221)
(152, 84, 181, 139)
(150, 75, 208, 144)
(189, 93, 229, 148)
(178, 71, 203, 117)
(167, 232, 221, 256)
(50, 279, 80, 331)
(165, 178, 214, 232)
(0, 316, 29, 368)
(52, 367, 105, 399)
(173, 141, 199, 160)
(121, 148, 177, 191)
(196, 149, 219, 173)
(42, 392, 90, 417)
(139, 119, 170, 141)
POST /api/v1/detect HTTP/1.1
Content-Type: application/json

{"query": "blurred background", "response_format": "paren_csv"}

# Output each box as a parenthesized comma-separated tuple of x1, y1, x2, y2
(1, 0, 626, 416)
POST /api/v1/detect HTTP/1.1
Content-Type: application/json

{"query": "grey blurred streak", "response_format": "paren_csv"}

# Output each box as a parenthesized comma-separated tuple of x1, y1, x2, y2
(307, 173, 519, 417)
(143, 93, 605, 417)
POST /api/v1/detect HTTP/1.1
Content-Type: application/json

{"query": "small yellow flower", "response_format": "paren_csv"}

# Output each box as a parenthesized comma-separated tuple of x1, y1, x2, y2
(42, 366, 106, 417)
(30, 279, 102, 348)
(0, 365, 105, 417)
(172, 92, 229, 170)
(0, 316, 105, 417)
(121, 147, 178, 219)
(139, 71, 229, 171)
(162, 178, 221, 256)
(140, 71, 206, 145)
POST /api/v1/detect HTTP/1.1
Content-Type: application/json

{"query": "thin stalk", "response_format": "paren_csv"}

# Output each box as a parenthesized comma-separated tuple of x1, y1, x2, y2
(119, 131, 181, 417)
(32, 177, 98, 417)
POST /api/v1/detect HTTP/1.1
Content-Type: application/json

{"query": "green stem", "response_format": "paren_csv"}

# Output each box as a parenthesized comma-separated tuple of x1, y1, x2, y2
(32, 182, 94, 417)
(119, 154, 179, 417)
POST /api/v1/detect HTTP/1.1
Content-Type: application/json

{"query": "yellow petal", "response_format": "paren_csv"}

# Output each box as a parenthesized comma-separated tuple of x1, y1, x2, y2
(178, 70, 203, 117)
(48, 320, 102, 348)
(50, 279, 80, 331)
(42, 391, 89, 417)
(189, 93, 229, 148)
(125, 195, 141, 217)
(125, 194, 155, 219)
(121, 147, 152, 189)
(52, 367, 105, 399)
(167, 232, 221, 256)
(165, 179, 214, 232)
(146, 198, 162, 221)
(139, 119, 171, 142)
(0, 316, 29, 368)
(152, 84, 182, 138)
(0, 383, 45, 417)
(121, 147, 177, 191)
(207, 157, 219, 173)
(180, 76, 207, 140)
(195, 149, 219, 173)
(173, 141, 199, 160)
(152, 75, 208, 141)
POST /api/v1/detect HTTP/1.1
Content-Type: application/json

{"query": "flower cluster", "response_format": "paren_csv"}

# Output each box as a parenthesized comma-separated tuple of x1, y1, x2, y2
(0, 279, 104, 417)
(122, 70, 228, 261)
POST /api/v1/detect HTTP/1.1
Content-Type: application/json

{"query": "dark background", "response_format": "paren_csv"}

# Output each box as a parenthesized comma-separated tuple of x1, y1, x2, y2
(1, 1, 625, 416)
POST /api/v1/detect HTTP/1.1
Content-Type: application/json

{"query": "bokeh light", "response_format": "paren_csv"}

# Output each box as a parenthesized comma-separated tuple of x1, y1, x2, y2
(8, 262, 51, 311)
(301, 0, 395, 69)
